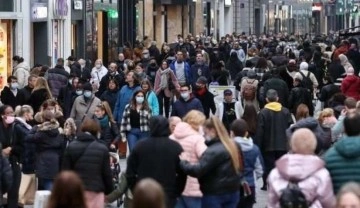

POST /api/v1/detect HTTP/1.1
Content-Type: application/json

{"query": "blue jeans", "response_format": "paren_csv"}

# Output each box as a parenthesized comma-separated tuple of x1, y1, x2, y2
(175, 196, 202, 208)
(202, 191, 240, 208)
(38, 178, 53, 191)
(127, 128, 149, 152)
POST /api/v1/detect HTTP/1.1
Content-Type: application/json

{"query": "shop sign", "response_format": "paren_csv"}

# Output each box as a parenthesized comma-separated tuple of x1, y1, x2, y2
(32, 4, 48, 21)
(53, 0, 69, 19)
(74, 0, 83, 10)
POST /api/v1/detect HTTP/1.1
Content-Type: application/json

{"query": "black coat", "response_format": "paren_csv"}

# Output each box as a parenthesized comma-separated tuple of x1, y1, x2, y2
(288, 86, 314, 116)
(13, 119, 31, 172)
(79, 67, 92, 82)
(28, 89, 51, 113)
(96, 72, 125, 97)
(0, 153, 13, 205)
(62, 132, 113, 194)
(58, 85, 78, 118)
(27, 121, 62, 179)
(226, 53, 243, 80)
(180, 139, 241, 195)
(19, 85, 33, 104)
(318, 84, 340, 108)
(70, 62, 82, 78)
(263, 77, 289, 108)
(126, 116, 186, 200)
(0, 87, 25, 110)
(47, 65, 69, 98)
(193, 88, 216, 118)
(100, 89, 119, 111)
(0, 122, 24, 165)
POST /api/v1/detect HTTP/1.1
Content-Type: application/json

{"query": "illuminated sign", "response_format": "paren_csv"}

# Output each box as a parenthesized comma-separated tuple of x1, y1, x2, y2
(32, 4, 48, 21)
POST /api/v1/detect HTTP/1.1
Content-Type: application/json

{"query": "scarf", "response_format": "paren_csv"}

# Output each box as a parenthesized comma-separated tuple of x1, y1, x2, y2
(98, 115, 109, 128)
(159, 68, 171, 89)
(15, 117, 32, 130)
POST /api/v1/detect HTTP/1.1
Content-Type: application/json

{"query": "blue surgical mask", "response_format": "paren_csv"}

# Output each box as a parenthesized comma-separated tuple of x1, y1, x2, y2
(75, 90, 83, 95)
(136, 96, 144, 104)
(10, 83, 18, 90)
(83, 90, 92, 98)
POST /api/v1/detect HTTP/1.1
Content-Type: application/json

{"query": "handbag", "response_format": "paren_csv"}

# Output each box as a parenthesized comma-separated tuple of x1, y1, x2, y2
(18, 173, 37, 205)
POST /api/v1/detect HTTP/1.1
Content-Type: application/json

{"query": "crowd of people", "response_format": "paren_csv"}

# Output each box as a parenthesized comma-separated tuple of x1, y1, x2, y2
(0, 32, 359, 208)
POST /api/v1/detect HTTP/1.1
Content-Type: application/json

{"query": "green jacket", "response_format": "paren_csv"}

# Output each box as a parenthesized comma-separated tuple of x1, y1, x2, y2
(106, 172, 133, 203)
(324, 135, 360, 193)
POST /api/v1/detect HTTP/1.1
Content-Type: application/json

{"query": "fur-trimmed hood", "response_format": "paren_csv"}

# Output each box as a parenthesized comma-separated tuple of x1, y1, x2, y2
(37, 120, 60, 132)
(34, 111, 63, 123)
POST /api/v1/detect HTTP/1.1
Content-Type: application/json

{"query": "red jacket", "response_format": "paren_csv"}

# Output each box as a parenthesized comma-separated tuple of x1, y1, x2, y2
(341, 75, 360, 100)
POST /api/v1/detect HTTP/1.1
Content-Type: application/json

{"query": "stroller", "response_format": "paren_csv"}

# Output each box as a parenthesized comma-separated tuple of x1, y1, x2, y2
(110, 151, 123, 207)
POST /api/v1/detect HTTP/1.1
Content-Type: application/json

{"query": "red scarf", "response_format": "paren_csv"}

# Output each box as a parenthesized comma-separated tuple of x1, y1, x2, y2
(196, 87, 207, 96)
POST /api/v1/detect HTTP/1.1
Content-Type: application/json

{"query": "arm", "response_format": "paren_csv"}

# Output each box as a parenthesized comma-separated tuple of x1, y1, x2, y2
(16, 69, 26, 88)
(254, 113, 265, 151)
(209, 94, 217, 114)
(331, 115, 345, 141)
(154, 70, 161, 94)
(70, 99, 77, 119)
(151, 92, 159, 116)
(106, 172, 128, 203)
(120, 106, 130, 139)
(102, 150, 114, 194)
(196, 100, 204, 113)
(195, 137, 207, 158)
(254, 156, 264, 180)
(310, 73, 319, 88)
(126, 150, 138, 191)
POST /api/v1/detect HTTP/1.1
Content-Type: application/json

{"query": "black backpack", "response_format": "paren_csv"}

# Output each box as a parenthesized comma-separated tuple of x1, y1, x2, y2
(279, 181, 309, 208)
(299, 71, 313, 92)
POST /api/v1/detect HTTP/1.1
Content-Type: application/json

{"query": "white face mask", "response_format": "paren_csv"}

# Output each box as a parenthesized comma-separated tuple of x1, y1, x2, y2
(95, 64, 101, 69)
(136, 96, 144, 104)
(181, 92, 190, 100)
(50, 109, 56, 114)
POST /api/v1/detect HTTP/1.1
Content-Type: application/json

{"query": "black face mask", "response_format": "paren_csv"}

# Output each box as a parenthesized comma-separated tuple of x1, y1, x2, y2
(150, 63, 157, 67)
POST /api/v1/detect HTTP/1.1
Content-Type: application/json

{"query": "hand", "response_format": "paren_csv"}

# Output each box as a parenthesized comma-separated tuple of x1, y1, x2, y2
(341, 109, 347, 116)
(110, 144, 116, 149)
(2, 147, 11, 156)
(122, 137, 127, 143)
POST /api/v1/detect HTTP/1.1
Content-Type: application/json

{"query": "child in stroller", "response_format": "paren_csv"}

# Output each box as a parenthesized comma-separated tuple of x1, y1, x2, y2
(109, 151, 122, 207)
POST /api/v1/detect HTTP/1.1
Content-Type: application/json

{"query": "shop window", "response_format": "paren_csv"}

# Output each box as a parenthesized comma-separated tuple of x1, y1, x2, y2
(0, 0, 14, 12)
(0, 20, 12, 90)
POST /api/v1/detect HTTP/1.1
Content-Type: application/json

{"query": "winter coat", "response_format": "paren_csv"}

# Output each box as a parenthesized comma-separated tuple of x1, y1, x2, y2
(234, 137, 263, 187)
(339, 54, 353, 72)
(341, 75, 360, 100)
(288, 86, 314, 116)
(234, 68, 251, 91)
(226, 53, 244, 80)
(96, 72, 125, 97)
(113, 85, 141, 123)
(47, 65, 70, 98)
(26, 120, 62, 179)
(62, 132, 113, 194)
(324, 135, 360, 193)
(180, 139, 242, 195)
(154, 68, 180, 97)
(13, 62, 30, 88)
(255, 102, 293, 152)
(318, 84, 340, 108)
(263, 77, 289, 108)
(28, 88, 51, 113)
(126, 116, 187, 200)
(96, 116, 120, 147)
(171, 96, 204, 118)
(100, 89, 119, 111)
(193, 88, 216, 118)
(346, 49, 360, 75)
(20, 85, 33, 104)
(58, 84, 78, 118)
(13, 118, 33, 173)
(170, 61, 192, 86)
(0, 152, 13, 206)
(230, 48, 246, 63)
(268, 154, 336, 208)
(146, 91, 159, 116)
(90, 66, 108, 87)
(170, 122, 207, 197)
(215, 101, 244, 121)
(0, 121, 24, 165)
(0, 87, 26, 110)
(190, 63, 211, 87)
(295, 70, 319, 89)
(70, 95, 101, 127)
(69, 62, 82, 78)
(333, 45, 349, 61)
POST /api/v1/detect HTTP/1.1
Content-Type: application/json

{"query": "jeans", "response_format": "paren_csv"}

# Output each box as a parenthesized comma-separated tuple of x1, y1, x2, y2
(157, 90, 171, 118)
(175, 196, 202, 208)
(202, 191, 239, 208)
(127, 128, 149, 152)
(7, 162, 21, 208)
(38, 178, 53, 191)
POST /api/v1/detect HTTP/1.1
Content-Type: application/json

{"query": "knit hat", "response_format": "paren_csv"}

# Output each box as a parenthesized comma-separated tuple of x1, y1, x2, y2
(196, 76, 208, 85)
(299, 62, 309, 71)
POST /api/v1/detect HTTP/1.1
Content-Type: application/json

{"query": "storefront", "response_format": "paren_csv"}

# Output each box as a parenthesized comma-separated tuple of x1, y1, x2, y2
(31, 1, 49, 65)
(0, 20, 12, 89)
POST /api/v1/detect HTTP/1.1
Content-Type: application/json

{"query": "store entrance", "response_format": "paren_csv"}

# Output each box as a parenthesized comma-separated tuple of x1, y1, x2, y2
(33, 22, 48, 65)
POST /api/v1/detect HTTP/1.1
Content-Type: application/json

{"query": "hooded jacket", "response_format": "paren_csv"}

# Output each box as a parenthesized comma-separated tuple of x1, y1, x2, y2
(324, 135, 360, 193)
(170, 122, 207, 197)
(341, 74, 360, 100)
(267, 154, 335, 208)
(126, 116, 186, 201)
(171, 95, 204, 118)
(13, 62, 30, 88)
(339, 54, 353, 72)
(47, 65, 70, 98)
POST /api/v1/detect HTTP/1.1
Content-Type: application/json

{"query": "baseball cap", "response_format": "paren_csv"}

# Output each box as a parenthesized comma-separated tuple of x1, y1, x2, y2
(223, 89, 232, 96)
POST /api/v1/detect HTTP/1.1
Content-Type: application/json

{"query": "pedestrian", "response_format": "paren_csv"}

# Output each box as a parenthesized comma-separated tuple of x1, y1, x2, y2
(62, 118, 113, 208)
(67, 56, 81, 78)
(267, 128, 336, 208)
(171, 110, 207, 208)
(341, 67, 360, 100)
(288, 76, 314, 116)
(0, 143, 13, 207)
(132, 178, 166, 208)
(170, 50, 192, 86)
(58, 76, 79, 118)
(47, 58, 70, 98)
(100, 79, 120, 111)
(242, 104, 258, 139)
(240, 70, 259, 111)
(47, 171, 87, 208)
(90, 59, 108, 91)
(191, 53, 211, 88)
(318, 75, 340, 108)
(126, 116, 187, 208)
(28, 77, 52, 113)
(193, 76, 216, 118)
(12, 55, 30, 88)
(171, 84, 204, 118)
(169, 116, 181, 134)
(262, 68, 289, 108)
(226, 52, 243, 81)
(1, 76, 26, 110)
(34, 99, 65, 127)
(336, 182, 360, 208)
(180, 116, 243, 208)
(78, 58, 92, 81)
(96, 62, 125, 97)
(141, 79, 160, 116)
(134, 63, 149, 82)
(19, 75, 38, 104)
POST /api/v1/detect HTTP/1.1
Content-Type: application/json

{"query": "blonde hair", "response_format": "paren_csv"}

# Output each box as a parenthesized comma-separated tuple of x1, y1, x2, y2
(15, 105, 34, 117)
(33, 77, 52, 99)
(318, 108, 334, 124)
(290, 128, 317, 155)
(204, 116, 241, 173)
(183, 110, 206, 131)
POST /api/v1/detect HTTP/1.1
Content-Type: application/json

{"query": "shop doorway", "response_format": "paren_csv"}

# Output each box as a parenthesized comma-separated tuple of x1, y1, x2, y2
(33, 22, 48, 65)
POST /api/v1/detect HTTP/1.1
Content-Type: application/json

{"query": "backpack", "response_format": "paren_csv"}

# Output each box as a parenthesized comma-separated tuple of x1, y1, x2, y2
(299, 71, 313, 92)
(242, 79, 256, 101)
(279, 181, 309, 208)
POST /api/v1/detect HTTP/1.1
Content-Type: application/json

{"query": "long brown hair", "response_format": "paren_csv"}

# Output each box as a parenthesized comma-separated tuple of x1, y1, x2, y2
(204, 116, 242, 173)
(132, 178, 166, 208)
(242, 104, 257, 135)
(96, 101, 116, 123)
(33, 77, 52, 99)
(47, 171, 87, 208)
(130, 90, 151, 111)
(295, 104, 309, 121)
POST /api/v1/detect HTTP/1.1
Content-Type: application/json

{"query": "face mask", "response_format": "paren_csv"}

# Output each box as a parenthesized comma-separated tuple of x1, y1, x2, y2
(181, 92, 190, 99)
(95, 64, 101, 69)
(50, 109, 56, 114)
(76, 90, 83, 95)
(143, 54, 149, 59)
(80, 64, 85, 69)
(136, 96, 144, 104)
(10, 83, 18, 90)
(4, 116, 15, 124)
(84, 91, 92, 98)
(69, 79, 73, 85)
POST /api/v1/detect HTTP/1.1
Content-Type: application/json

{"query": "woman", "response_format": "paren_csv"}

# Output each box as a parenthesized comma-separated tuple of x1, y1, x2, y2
(154, 60, 180, 118)
(12, 55, 30, 88)
(141, 79, 159, 116)
(134, 63, 148, 81)
(267, 128, 335, 208)
(132, 178, 166, 208)
(94, 101, 119, 148)
(27, 110, 63, 190)
(288, 77, 314, 116)
(28, 77, 52, 113)
(242, 104, 258, 139)
(62, 118, 77, 149)
(120, 90, 151, 152)
(47, 171, 87, 208)
(100, 79, 120, 111)
(337, 182, 360, 208)
(90, 59, 108, 91)
(295, 104, 310, 122)
(180, 116, 243, 208)
(0, 105, 23, 208)
(62, 118, 113, 208)
(34, 99, 65, 127)
(171, 110, 207, 208)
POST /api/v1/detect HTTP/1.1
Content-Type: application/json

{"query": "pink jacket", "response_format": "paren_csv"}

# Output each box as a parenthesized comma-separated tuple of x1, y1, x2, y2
(170, 122, 207, 197)
(267, 154, 336, 208)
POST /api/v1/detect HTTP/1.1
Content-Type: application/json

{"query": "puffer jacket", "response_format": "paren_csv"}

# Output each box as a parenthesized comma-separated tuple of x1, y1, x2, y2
(263, 77, 289, 108)
(13, 62, 30, 88)
(339, 54, 353, 72)
(170, 122, 207, 197)
(288, 85, 314, 116)
(341, 75, 360, 100)
(47, 65, 69, 98)
(62, 132, 113, 194)
(267, 154, 336, 208)
(26, 120, 62, 179)
(180, 139, 241, 195)
(13, 118, 33, 173)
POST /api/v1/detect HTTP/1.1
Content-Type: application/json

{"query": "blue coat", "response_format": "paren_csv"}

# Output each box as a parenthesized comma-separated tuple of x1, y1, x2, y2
(170, 96, 204, 118)
(170, 61, 192, 85)
(190, 63, 211, 87)
(113, 85, 141, 123)
(146, 91, 159, 116)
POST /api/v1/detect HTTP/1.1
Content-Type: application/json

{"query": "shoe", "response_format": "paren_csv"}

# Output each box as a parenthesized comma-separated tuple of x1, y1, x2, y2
(261, 186, 267, 191)
(119, 154, 127, 159)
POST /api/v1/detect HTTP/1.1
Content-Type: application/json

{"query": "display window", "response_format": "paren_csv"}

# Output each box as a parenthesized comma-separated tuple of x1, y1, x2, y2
(0, 20, 12, 90)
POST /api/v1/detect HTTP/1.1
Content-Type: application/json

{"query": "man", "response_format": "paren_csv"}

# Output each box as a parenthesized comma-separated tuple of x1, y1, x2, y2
(295, 61, 319, 91)
(1, 76, 25, 109)
(193, 77, 216, 118)
(47, 58, 70, 98)
(96, 62, 125, 97)
(141, 49, 151, 69)
(346, 43, 360, 75)
(58, 75, 79, 118)
(190, 53, 211, 88)
(116, 53, 125, 71)
(230, 41, 246, 63)
(170, 51, 192, 86)
(215, 89, 243, 132)
(324, 111, 360, 193)
(126, 116, 186, 208)
(255, 89, 293, 190)
(78, 59, 91, 81)
(332, 97, 357, 141)
(20, 75, 37, 103)
(262, 68, 290, 108)
(171, 85, 203, 118)
(67, 56, 81, 78)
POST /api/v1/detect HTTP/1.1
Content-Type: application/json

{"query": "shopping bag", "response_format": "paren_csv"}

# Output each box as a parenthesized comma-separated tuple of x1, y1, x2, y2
(18, 174, 37, 205)
(33, 190, 51, 208)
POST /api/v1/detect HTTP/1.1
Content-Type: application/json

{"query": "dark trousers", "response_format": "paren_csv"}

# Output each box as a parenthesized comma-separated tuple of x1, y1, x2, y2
(6, 162, 21, 208)
(157, 90, 171, 118)
(238, 186, 256, 208)
(262, 151, 287, 187)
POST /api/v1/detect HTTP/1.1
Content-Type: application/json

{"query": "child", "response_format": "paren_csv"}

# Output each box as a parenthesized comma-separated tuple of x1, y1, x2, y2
(230, 119, 264, 208)
(106, 171, 133, 208)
